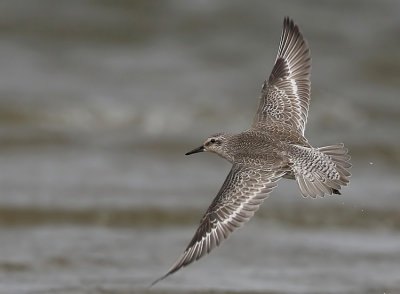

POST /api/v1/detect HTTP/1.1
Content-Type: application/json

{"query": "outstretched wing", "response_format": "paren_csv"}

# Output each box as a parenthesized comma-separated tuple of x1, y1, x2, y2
(253, 17, 311, 135)
(152, 165, 284, 285)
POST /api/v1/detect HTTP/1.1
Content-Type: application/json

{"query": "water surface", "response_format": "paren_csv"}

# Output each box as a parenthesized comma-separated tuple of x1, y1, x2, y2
(0, 1, 399, 293)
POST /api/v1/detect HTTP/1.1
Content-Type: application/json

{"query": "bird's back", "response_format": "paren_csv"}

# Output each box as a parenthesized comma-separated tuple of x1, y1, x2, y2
(227, 127, 308, 167)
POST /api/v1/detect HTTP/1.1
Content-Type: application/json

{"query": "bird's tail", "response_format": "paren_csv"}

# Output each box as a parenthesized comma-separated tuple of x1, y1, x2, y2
(289, 143, 351, 198)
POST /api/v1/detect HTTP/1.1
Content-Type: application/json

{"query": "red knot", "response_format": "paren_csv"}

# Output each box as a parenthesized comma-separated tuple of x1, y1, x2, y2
(152, 17, 351, 286)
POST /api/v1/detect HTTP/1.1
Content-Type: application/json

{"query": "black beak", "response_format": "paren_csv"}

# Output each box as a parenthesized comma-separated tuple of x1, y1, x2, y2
(185, 145, 205, 156)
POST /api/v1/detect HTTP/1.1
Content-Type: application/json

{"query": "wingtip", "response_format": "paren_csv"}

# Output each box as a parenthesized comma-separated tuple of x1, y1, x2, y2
(149, 273, 169, 288)
(283, 16, 294, 27)
(282, 17, 302, 36)
(150, 262, 182, 287)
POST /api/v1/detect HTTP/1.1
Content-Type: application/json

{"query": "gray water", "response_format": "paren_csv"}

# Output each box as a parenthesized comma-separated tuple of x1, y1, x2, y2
(0, 1, 400, 293)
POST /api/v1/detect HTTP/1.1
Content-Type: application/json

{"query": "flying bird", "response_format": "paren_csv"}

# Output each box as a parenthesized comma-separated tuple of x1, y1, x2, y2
(152, 17, 351, 286)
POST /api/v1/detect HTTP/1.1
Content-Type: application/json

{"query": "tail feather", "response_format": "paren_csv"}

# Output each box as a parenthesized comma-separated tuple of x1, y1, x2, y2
(290, 143, 351, 198)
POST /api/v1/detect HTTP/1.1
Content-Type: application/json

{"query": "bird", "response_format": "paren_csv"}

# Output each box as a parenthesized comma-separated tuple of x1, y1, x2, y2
(151, 17, 351, 286)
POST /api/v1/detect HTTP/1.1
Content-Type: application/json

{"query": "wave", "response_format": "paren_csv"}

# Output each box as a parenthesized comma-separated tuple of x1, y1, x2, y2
(0, 206, 399, 230)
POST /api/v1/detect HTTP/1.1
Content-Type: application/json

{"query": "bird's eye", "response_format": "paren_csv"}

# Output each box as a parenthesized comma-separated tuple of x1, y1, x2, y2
(210, 139, 216, 144)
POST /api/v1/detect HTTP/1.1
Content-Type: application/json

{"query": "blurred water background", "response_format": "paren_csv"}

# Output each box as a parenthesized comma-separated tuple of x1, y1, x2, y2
(0, 1, 399, 294)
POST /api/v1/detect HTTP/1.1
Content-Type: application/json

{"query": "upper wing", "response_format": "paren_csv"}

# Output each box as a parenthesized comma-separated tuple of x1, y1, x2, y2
(253, 17, 311, 135)
(151, 164, 284, 285)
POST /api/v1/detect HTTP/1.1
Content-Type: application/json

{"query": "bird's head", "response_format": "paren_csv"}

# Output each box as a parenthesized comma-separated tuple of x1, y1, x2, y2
(185, 133, 231, 159)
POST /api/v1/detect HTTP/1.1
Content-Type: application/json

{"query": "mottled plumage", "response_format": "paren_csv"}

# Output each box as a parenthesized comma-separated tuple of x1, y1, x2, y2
(152, 17, 351, 286)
